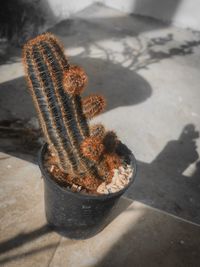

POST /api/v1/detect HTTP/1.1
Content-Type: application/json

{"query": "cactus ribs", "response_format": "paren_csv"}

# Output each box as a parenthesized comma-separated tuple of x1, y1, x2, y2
(23, 33, 122, 192)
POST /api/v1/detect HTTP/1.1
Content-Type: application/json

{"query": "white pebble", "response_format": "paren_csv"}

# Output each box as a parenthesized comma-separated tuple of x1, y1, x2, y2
(97, 164, 133, 194)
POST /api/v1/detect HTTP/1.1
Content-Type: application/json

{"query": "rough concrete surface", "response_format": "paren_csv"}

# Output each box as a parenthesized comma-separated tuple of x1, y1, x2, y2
(0, 3, 200, 224)
(0, 153, 61, 267)
(0, 3, 200, 266)
(0, 153, 200, 267)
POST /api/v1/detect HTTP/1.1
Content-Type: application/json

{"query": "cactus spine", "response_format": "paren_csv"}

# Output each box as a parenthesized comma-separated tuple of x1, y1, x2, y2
(23, 33, 119, 186)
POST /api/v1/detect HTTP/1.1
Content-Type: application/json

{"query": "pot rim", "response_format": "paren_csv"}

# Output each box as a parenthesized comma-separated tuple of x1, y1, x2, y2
(38, 143, 137, 200)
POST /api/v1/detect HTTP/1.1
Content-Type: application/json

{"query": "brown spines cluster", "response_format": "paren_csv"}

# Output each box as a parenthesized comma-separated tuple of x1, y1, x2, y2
(81, 136, 104, 162)
(63, 65, 88, 95)
(82, 95, 106, 119)
(23, 32, 121, 191)
(90, 124, 106, 139)
(81, 130, 122, 185)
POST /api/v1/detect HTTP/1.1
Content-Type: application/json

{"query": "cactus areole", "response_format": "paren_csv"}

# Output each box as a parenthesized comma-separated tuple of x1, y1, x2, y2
(23, 33, 136, 195)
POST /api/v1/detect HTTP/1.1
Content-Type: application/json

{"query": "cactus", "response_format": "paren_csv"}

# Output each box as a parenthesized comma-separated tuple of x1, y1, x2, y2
(23, 33, 120, 189)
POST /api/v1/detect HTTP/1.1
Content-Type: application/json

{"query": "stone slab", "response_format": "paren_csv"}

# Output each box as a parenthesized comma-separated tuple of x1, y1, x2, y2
(0, 153, 61, 267)
(0, 153, 200, 267)
(50, 200, 200, 267)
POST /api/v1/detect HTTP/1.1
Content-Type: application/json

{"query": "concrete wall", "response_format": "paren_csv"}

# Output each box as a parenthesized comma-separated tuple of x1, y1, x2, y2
(45, 0, 200, 30)
(44, 0, 94, 20)
(103, 0, 200, 30)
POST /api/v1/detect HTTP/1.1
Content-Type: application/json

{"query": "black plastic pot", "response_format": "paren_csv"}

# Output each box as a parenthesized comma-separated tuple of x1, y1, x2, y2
(38, 143, 137, 239)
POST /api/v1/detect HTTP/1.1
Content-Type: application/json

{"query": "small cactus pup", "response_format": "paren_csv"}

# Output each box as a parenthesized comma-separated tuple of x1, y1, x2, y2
(23, 33, 135, 195)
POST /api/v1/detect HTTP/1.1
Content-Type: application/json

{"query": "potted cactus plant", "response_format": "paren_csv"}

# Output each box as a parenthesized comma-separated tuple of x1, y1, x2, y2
(22, 33, 136, 239)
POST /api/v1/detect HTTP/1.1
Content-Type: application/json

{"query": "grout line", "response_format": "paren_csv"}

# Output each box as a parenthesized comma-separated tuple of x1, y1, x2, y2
(122, 197, 200, 228)
(47, 236, 62, 267)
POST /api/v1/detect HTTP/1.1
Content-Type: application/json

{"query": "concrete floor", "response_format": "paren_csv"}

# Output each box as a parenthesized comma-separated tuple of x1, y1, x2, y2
(0, 3, 200, 265)
(0, 154, 200, 267)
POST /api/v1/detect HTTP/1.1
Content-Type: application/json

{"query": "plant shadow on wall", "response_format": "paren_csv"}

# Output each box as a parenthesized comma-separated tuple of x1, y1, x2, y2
(49, 16, 200, 69)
